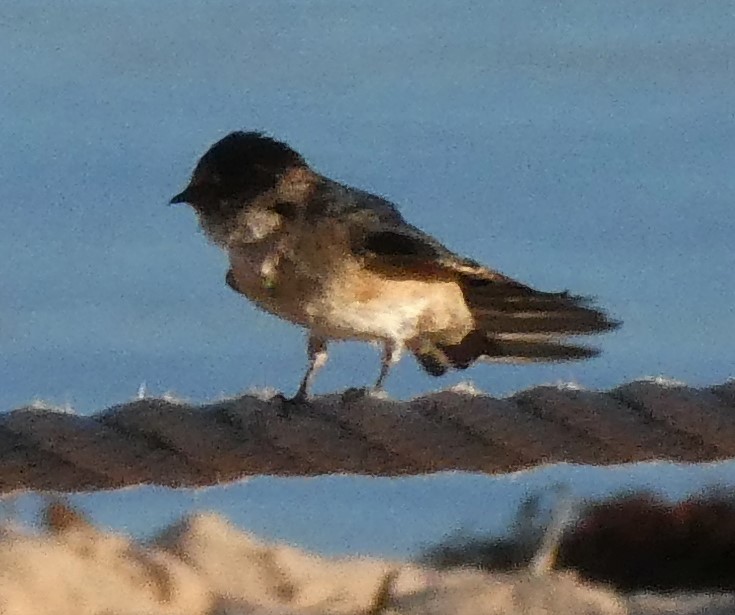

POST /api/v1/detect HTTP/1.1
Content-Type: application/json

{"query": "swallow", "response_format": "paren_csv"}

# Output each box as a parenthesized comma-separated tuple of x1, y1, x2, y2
(171, 131, 619, 403)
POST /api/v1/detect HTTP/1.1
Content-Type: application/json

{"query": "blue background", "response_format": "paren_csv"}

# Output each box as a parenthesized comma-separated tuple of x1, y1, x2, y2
(1, 1, 733, 556)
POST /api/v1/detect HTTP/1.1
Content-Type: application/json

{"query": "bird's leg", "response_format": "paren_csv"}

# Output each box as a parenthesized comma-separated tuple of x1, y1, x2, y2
(292, 334, 329, 403)
(343, 341, 402, 403)
(373, 340, 402, 393)
(341, 341, 402, 403)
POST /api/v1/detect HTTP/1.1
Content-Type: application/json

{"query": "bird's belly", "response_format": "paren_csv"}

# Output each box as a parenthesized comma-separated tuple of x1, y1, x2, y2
(228, 239, 474, 344)
(310, 273, 474, 344)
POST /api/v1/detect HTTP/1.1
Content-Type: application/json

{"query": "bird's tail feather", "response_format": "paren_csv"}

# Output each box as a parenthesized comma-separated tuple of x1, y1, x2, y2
(413, 331, 600, 377)
(412, 276, 618, 376)
(443, 331, 599, 368)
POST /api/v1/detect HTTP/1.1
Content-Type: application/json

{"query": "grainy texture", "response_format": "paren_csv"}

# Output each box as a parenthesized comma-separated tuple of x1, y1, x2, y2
(0, 380, 732, 493)
(0, 507, 731, 615)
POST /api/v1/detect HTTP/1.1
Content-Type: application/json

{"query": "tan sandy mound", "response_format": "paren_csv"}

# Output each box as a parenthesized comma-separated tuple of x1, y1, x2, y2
(0, 504, 730, 614)
(154, 512, 425, 613)
(0, 518, 210, 614)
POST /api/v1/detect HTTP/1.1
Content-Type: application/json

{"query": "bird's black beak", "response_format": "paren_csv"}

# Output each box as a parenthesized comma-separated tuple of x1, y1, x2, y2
(169, 189, 190, 205)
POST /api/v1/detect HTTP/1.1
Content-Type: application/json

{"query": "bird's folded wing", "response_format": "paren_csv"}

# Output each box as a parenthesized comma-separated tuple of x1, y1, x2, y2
(347, 214, 619, 337)
(347, 211, 522, 287)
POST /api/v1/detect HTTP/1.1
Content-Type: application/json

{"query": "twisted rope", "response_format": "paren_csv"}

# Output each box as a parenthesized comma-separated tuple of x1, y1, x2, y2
(1, 379, 733, 493)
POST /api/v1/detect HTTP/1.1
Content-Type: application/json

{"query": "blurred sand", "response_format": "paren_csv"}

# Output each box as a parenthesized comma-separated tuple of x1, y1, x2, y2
(0, 507, 731, 614)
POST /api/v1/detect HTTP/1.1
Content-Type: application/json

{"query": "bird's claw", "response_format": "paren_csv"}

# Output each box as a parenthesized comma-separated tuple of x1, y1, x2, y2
(272, 392, 311, 418)
(341, 387, 387, 403)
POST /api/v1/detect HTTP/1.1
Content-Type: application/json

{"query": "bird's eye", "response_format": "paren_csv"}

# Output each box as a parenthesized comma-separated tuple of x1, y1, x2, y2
(192, 166, 221, 187)
(273, 201, 299, 220)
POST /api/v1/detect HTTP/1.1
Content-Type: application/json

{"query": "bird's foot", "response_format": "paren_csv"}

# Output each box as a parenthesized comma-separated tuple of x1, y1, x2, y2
(271, 392, 311, 418)
(341, 387, 388, 404)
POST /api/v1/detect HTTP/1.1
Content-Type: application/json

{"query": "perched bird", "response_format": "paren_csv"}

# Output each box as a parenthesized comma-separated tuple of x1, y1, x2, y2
(171, 131, 619, 402)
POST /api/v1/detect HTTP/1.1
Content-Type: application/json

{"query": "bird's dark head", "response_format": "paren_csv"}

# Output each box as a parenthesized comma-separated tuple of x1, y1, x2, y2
(170, 131, 306, 220)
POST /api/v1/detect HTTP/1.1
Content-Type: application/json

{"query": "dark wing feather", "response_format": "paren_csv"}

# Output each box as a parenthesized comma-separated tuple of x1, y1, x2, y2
(354, 228, 462, 280)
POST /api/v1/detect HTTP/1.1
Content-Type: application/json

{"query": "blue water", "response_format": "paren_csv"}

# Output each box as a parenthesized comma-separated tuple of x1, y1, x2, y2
(1, 1, 733, 556)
